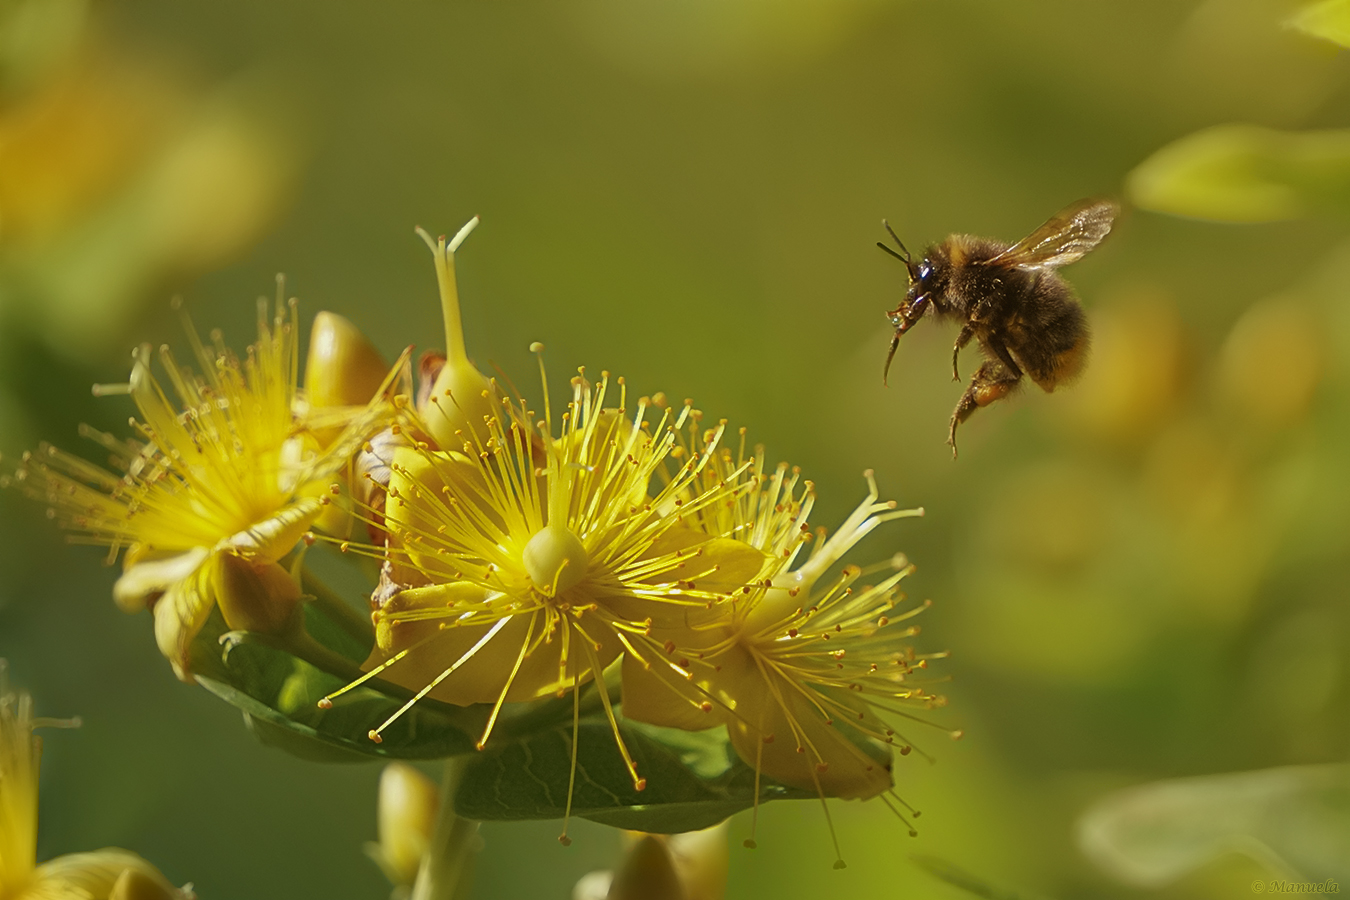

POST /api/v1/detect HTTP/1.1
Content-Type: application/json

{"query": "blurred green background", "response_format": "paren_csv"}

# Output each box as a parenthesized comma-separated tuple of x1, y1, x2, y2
(4, 0, 1350, 897)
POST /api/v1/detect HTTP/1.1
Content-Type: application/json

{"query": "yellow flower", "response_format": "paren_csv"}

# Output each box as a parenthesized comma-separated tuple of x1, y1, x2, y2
(0, 662, 190, 900)
(323, 222, 764, 814)
(620, 428, 951, 862)
(365, 763, 440, 890)
(6, 299, 393, 679)
(574, 822, 729, 900)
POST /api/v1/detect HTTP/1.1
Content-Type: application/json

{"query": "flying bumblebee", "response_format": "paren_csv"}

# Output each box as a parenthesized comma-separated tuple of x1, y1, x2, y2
(879, 198, 1119, 456)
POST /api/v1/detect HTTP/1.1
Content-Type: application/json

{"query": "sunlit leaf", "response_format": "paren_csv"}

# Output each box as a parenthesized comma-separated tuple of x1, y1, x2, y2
(1127, 125, 1350, 222)
(1288, 0, 1350, 49)
(189, 608, 485, 761)
(1077, 764, 1350, 885)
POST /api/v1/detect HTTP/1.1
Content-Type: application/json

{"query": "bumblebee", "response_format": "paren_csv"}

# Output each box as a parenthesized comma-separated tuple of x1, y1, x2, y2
(879, 198, 1118, 455)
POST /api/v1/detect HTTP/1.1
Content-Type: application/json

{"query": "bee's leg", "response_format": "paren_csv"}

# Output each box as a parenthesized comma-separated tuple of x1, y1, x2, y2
(984, 331, 1024, 380)
(952, 324, 974, 381)
(948, 360, 1021, 458)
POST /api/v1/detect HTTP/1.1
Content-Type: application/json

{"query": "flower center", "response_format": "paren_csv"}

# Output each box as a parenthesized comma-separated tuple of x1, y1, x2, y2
(521, 523, 589, 597)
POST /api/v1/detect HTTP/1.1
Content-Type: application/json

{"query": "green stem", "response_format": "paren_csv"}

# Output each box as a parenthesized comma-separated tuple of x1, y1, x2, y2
(411, 758, 482, 900)
(299, 568, 375, 646)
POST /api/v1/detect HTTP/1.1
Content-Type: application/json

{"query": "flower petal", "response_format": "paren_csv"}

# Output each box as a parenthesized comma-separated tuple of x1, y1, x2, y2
(152, 564, 214, 682)
(112, 548, 210, 614)
(26, 849, 182, 900)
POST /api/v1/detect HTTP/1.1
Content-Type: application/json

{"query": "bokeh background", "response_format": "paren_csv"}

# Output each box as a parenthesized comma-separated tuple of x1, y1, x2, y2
(3, 0, 1350, 897)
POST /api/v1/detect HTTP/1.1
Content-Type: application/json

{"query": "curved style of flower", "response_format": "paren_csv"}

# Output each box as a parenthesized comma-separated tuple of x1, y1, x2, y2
(0, 662, 191, 900)
(4, 298, 395, 680)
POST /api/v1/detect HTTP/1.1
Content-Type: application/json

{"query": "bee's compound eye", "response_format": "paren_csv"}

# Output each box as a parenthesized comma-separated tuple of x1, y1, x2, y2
(918, 260, 932, 280)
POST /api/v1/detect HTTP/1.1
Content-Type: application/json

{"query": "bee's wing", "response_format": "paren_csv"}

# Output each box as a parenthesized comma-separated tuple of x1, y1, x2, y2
(981, 198, 1119, 271)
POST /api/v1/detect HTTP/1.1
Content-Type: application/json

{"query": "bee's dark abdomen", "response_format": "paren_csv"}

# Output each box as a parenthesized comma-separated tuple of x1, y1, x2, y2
(1008, 273, 1090, 390)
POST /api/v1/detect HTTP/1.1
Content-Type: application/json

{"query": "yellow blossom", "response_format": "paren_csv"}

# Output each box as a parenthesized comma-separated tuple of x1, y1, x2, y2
(321, 223, 765, 832)
(0, 661, 190, 900)
(5, 298, 394, 679)
(620, 425, 950, 862)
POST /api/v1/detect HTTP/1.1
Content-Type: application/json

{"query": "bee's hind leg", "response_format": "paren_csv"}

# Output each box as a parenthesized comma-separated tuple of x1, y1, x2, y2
(952, 324, 975, 381)
(948, 359, 1021, 458)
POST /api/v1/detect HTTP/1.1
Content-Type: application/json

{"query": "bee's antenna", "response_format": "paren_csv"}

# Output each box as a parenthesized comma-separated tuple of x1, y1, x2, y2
(876, 240, 909, 264)
(881, 219, 911, 261)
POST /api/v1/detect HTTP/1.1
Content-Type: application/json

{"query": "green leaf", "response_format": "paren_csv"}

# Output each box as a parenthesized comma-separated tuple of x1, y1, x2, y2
(1077, 763, 1350, 885)
(190, 590, 843, 829)
(1127, 125, 1350, 222)
(454, 720, 810, 833)
(190, 609, 485, 762)
(1288, 0, 1350, 49)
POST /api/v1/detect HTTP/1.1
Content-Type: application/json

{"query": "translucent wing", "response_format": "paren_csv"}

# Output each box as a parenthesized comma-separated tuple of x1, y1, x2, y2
(981, 198, 1119, 271)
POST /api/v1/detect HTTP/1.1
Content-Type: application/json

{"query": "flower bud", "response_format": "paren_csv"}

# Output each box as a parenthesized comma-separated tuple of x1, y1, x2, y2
(305, 311, 390, 411)
(367, 762, 440, 888)
(607, 837, 684, 900)
(574, 823, 729, 900)
(212, 553, 303, 636)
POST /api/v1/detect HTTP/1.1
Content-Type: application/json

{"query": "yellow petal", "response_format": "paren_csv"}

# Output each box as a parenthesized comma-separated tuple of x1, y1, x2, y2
(26, 850, 180, 900)
(620, 650, 728, 732)
(720, 648, 893, 800)
(107, 867, 181, 900)
(369, 585, 620, 707)
(384, 447, 495, 581)
(152, 565, 213, 682)
(112, 547, 209, 614)
(224, 496, 323, 561)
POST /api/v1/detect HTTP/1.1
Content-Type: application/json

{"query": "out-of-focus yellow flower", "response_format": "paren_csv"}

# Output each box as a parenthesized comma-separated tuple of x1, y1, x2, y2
(573, 822, 729, 900)
(323, 222, 764, 805)
(0, 0, 302, 358)
(5, 301, 392, 679)
(365, 763, 440, 892)
(0, 661, 191, 900)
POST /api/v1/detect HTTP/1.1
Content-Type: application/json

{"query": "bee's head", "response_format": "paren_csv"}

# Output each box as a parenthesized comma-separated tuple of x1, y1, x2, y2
(878, 221, 934, 383)
(892, 258, 934, 330)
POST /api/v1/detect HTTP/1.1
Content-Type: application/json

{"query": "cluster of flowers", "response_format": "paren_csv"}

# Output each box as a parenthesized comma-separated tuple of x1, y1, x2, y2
(7, 218, 950, 855)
